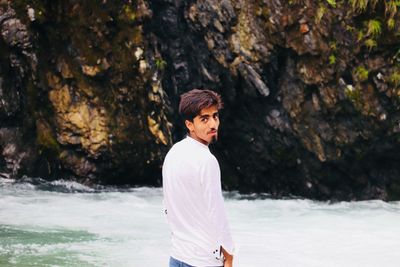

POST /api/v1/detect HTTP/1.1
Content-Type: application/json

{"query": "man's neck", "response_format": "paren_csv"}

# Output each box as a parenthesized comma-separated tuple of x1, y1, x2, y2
(187, 134, 209, 146)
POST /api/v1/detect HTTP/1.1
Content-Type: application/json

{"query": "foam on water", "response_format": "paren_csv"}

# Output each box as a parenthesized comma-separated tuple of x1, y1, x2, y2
(1, 178, 400, 267)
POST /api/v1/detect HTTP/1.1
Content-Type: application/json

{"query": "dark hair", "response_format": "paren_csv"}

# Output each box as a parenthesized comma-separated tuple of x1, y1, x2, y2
(179, 89, 223, 121)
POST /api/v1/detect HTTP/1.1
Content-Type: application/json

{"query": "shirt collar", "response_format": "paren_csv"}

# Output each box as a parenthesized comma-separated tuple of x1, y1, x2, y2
(186, 135, 209, 150)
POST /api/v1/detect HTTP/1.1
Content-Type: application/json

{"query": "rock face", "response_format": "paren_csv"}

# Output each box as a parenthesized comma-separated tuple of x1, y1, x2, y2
(1, 0, 400, 200)
(0, 1, 171, 185)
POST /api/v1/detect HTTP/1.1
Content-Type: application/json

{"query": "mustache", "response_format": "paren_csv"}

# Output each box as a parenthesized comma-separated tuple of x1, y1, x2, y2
(208, 129, 218, 134)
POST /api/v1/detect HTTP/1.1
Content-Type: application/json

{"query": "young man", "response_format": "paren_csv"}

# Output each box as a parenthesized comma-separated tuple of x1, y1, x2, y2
(163, 89, 234, 267)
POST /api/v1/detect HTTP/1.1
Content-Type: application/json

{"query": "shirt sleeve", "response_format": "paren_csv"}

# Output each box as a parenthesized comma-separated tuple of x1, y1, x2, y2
(200, 156, 235, 255)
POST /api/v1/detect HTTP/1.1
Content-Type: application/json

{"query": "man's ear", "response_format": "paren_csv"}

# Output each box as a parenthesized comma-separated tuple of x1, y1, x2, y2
(185, 119, 194, 132)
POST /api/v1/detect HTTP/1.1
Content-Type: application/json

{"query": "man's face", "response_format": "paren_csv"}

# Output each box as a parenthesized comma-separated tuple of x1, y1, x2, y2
(185, 105, 220, 145)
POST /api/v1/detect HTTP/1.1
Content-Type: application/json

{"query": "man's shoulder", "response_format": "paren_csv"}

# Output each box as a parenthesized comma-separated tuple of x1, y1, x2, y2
(167, 138, 187, 154)
(166, 138, 213, 161)
(164, 138, 189, 160)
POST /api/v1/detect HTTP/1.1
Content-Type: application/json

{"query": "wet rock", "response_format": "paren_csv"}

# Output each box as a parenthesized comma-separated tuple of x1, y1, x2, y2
(238, 63, 270, 97)
(297, 57, 335, 84)
(0, 11, 31, 50)
(0, 76, 20, 119)
(81, 65, 101, 77)
(0, 128, 36, 177)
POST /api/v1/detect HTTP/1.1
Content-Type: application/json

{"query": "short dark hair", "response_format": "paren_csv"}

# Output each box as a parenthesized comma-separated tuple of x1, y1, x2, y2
(179, 89, 223, 121)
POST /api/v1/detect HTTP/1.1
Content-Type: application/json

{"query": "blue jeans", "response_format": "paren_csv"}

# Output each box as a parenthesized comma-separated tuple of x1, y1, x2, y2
(169, 257, 222, 267)
(169, 257, 194, 267)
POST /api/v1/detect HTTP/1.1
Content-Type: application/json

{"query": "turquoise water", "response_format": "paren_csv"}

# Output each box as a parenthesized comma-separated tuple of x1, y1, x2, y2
(1, 178, 400, 267)
(0, 225, 98, 266)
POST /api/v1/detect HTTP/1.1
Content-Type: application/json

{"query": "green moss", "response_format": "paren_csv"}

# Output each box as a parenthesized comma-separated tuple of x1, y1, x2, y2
(345, 85, 362, 109)
(329, 54, 336, 65)
(155, 58, 167, 71)
(36, 120, 60, 153)
(366, 19, 382, 37)
(357, 30, 364, 42)
(315, 5, 327, 24)
(326, 0, 337, 8)
(349, 0, 379, 13)
(120, 4, 137, 23)
(354, 66, 369, 82)
(389, 71, 400, 87)
(347, 0, 399, 42)
(348, 0, 400, 21)
(354, 19, 381, 52)
(384, 0, 400, 17)
(364, 38, 377, 51)
(387, 18, 396, 30)
(346, 25, 356, 32)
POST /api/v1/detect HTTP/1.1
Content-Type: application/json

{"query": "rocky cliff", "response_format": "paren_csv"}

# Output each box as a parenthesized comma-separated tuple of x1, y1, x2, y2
(1, 0, 400, 200)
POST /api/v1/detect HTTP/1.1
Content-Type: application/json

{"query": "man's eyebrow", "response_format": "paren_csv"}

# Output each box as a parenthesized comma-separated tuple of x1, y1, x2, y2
(199, 114, 210, 118)
(199, 112, 219, 118)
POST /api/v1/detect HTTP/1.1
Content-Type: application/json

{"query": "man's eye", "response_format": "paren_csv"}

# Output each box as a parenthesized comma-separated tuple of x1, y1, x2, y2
(201, 118, 207, 122)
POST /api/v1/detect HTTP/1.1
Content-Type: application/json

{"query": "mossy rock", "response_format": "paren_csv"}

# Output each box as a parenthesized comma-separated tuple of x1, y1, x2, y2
(36, 119, 60, 153)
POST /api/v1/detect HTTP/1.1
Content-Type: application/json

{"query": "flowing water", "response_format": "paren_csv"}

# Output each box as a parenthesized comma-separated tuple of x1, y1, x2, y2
(1, 177, 400, 267)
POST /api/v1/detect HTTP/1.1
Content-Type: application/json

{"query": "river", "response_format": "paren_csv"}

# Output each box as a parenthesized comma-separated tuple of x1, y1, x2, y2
(1, 178, 400, 267)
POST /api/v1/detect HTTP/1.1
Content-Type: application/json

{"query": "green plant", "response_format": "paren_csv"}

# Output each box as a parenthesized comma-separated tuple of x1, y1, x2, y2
(349, 0, 400, 20)
(357, 30, 364, 41)
(354, 66, 369, 81)
(349, 0, 379, 13)
(122, 5, 136, 21)
(326, 0, 336, 7)
(346, 25, 356, 32)
(36, 120, 60, 153)
(329, 54, 336, 64)
(155, 58, 167, 70)
(367, 19, 382, 37)
(345, 85, 362, 107)
(364, 38, 377, 50)
(390, 71, 400, 87)
(387, 18, 396, 30)
(385, 0, 400, 17)
(316, 5, 327, 24)
(355, 19, 382, 51)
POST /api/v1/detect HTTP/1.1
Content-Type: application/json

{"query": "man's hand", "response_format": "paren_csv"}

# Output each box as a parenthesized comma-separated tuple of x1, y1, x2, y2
(221, 246, 233, 267)
(224, 258, 233, 267)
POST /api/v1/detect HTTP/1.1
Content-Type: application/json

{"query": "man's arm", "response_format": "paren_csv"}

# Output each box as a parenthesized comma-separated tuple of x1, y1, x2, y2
(200, 156, 235, 263)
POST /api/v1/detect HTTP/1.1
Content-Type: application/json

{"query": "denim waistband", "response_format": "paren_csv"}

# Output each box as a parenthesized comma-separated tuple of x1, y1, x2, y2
(169, 257, 223, 267)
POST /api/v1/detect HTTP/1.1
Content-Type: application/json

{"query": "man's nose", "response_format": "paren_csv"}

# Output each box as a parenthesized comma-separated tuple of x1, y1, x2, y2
(208, 117, 218, 128)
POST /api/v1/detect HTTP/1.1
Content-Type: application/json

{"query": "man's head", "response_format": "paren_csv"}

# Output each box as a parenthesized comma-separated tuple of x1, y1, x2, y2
(179, 89, 223, 145)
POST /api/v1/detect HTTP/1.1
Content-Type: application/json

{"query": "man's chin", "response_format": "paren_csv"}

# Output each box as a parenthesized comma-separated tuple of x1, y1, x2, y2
(210, 135, 218, 144)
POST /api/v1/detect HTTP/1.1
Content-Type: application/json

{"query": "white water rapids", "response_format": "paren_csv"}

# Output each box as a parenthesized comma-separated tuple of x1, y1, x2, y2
(1, 178, 400, 267)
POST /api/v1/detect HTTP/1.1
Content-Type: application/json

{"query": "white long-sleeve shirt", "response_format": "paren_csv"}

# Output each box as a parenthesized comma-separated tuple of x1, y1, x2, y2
(162, 136, 234, 266)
